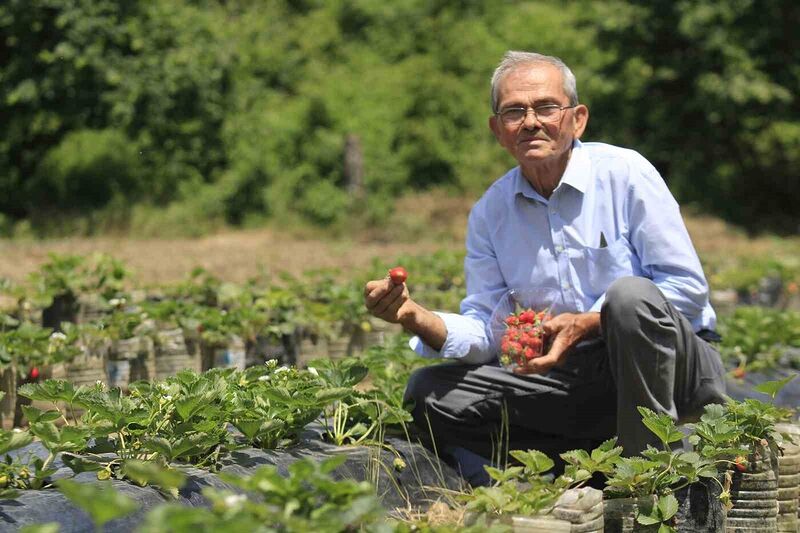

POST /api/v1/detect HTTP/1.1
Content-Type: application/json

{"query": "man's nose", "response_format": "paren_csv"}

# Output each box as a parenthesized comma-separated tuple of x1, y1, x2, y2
(522, 109, 540, 128)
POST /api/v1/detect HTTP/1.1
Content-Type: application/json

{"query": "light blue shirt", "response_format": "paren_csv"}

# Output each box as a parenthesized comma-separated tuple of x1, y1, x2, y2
(411, 140, 716, 364)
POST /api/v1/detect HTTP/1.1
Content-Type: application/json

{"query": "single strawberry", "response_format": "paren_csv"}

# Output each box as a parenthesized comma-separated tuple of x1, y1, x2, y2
(733, 456, 747, 473)
(388, 266, 408, 285)
(732, 366, 746, 379)
(29, 367, 40, 380)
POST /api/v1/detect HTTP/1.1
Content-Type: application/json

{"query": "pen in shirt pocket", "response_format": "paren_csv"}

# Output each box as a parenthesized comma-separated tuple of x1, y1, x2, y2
(599, 231, 608, 248)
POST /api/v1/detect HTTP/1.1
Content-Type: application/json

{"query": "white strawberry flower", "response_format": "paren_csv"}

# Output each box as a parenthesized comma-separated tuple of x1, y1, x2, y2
(223, 494, 246, 508)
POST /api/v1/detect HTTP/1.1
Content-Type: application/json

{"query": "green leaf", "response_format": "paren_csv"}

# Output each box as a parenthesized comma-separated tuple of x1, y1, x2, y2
(509, 449, 554, 475)
(56, 479, 138, 528)
(232, 418, 263, 440)
(18, 380, 79, 404)
(658, 523, 676, 533)
(636, 513, 662, 525)
(0, 428, 33, 454)
(314, 387, 352, 404)
(20, 524, 60, 533)
(20, 406, 62, 424)
(753, 374, 797, 400)
(122, 459, 186, 490)
(637, 406, 684, 446)
(144, 437, 173, 460)
(658, 493, 679, 520)
(61, 453, 105, 474)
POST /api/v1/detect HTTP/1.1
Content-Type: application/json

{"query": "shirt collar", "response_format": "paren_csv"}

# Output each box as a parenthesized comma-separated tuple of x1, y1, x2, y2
(513, 139, 591, 201)
(559, 139, 590, 194)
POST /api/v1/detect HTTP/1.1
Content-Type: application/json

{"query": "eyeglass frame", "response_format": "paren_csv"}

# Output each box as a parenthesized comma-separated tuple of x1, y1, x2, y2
(494, 103, 578, 125)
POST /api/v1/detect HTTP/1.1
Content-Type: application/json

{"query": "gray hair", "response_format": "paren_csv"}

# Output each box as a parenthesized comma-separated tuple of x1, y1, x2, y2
(490, 51, 579, 112)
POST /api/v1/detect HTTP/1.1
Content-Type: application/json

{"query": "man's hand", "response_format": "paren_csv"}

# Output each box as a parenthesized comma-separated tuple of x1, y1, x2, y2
(364, 277, 413, 325)
(363, 276, 448, 351)
(514, 312, 601, 375)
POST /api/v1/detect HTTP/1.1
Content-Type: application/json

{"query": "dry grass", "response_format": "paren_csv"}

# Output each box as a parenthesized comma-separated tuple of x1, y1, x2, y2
(0, 194, 796, 286)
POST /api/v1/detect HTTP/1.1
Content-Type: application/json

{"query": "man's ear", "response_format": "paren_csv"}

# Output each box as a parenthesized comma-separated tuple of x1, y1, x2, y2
(572, 104, 589, 139)
(489, 114, 502, 143)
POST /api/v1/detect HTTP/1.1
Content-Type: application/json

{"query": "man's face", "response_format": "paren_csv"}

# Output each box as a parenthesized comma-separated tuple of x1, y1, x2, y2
(489, 63, 588, 167)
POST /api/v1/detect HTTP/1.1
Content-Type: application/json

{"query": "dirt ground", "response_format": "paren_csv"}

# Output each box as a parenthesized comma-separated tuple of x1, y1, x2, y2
(0, 193, 472, 285)
(0, 194, 796, 287)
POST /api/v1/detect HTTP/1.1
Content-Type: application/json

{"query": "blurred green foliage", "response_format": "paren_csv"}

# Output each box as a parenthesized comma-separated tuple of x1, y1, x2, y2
(1, 0, 798, 235)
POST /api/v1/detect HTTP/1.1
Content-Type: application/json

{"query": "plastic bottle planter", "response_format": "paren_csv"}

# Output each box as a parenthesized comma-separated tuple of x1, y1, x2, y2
(775, 423, 800, 533)
(357, 318, 403, 350)
(727, 440, 781, 533)
(127, 336, 155, 383)
(108, 336, 146, 390)
(466, 487, 604, 533)
(105, 360, 131, 390)
(209, 335, 246, 371)
(56, 346, 108, 419)
(0, 366, 16, 430)
(63, 347, 108, 387)
(76, 294, 108, 324)
(327, 334, 351, 360)
(114, 337, 155, 382)
(296, 332, 327, 368)
(605, 477, 727, 533)
(154, 328, 199, 381)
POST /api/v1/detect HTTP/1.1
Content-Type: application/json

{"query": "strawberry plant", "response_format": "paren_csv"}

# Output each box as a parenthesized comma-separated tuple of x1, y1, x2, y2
(0, 321, 82, 379)
(19, 372, 235, 478)
(223, 363, 330, 449)
(717, 306, 800, 371)
(210, 455, 386, 531)
(359, 335, 435, 417)
(309, 356, 412, 446)
(0, 424, 35, 497)
(133, 456, 388, 532)
(465, 440, 621, 518)
(604, 407, 724, 533)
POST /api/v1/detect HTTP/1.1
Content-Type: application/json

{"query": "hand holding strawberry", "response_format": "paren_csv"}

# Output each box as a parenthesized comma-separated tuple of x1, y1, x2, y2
(513, 311, 601, 375)
(364, 267, 412, 325)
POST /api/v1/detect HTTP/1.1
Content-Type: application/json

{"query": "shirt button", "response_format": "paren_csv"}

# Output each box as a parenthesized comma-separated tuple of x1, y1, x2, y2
(562, 282, 570, 290)
(555, 245, 564, 254)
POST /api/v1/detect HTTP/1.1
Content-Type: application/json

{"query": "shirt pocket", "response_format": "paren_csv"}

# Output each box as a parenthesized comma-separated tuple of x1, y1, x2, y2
(572, 236, 638, 298)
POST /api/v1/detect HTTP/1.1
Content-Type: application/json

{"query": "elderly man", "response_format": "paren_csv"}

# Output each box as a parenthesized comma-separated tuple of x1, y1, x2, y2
(363, 51, 726, 484)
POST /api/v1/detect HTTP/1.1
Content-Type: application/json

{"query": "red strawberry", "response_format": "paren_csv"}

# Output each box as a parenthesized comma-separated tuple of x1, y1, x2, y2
(733, 456, 747, 473)
(388, 266, 408, 285)
(732, 367, 746, 379)
(29, 367, 40, 380)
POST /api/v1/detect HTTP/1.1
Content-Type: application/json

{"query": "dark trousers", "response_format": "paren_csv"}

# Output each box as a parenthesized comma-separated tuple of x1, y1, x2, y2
(403, 277, 727, 465)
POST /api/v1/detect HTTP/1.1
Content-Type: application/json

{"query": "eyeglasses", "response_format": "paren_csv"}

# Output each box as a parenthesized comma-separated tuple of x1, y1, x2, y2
(495, 104, 576, 125)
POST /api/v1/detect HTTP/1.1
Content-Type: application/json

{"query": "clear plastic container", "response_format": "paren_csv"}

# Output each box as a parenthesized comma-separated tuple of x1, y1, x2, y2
(489, 287, 565, 370)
